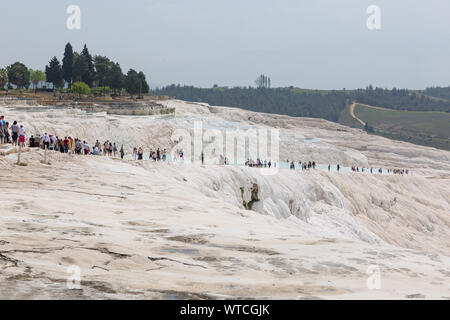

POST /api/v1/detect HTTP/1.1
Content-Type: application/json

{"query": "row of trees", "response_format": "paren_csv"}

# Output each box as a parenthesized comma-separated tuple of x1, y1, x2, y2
(0, 62, 46, 92)
(153, 85, 349, 122)
(0, 43, 150, 97)
(354, 85, 450, 112)
(44, 43, 149, 96)
(424, 86, 450, 101)
(152, 83, 450, 124)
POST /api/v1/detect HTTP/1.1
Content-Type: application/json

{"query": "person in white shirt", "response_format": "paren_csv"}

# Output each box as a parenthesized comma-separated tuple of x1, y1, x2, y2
(42, 133, 50, 149)
(49, 134, 57, 150)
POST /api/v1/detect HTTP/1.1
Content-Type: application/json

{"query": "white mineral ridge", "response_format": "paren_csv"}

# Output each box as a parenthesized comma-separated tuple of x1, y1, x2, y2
(0, 99, 449, 299)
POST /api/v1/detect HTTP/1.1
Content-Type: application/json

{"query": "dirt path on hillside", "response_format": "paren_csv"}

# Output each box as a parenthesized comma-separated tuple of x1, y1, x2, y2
(349, 102, 366, 126)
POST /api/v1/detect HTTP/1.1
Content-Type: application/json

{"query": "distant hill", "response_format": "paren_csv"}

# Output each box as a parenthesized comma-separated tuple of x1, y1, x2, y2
(347, 103, 450, 151)
(152, 85, 349, 122)
(354, 86, 450, 112)
(152, 85, 450, 116)
(424, 86, 450, 101)
(152, 85, 450, 150)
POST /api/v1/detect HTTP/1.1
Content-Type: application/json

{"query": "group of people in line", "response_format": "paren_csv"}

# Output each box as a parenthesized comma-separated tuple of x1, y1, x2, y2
(245, 158, 272, 168)
(0, 116, 26, 147)
(250, 159, 318, 170)
(1, 115, 127, 159)
(0, 114, 410, 175)
(32, 133, 125, 159)
(132, 147, 180, 161)
(287, 160, 316, 170)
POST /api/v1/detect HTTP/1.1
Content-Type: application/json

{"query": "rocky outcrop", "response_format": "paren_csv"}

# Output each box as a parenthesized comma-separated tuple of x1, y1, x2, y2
(70, 101, 175, 116)
(240, 183, 260, 210)
(1, 98, 175, 116)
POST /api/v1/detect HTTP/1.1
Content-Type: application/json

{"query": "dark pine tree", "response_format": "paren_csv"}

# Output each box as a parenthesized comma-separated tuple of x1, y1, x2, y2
(72, 52, 88, 83)
(81, 44, 95, 87)
(138, 71, 149, 94)
(108, 62, 124, 92)
(62, 42, 74, 87)
(45, 56, 64, 89)
(125, 69, 140, 97)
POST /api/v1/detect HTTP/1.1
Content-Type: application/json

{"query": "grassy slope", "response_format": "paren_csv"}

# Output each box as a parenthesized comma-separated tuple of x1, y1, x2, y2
(338, 103, 363, 129)
(353, 104, 450, 151)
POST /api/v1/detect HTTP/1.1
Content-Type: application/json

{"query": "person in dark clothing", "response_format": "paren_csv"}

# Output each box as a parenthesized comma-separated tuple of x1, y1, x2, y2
(29, 135, 35, 147)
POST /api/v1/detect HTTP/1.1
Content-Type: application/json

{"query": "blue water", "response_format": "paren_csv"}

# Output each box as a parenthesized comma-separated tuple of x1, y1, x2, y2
(304, 138, 321, 143)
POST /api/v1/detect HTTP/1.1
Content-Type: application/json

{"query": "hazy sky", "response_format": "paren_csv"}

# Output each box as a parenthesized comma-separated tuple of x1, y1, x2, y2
(2, 0, 449, 89)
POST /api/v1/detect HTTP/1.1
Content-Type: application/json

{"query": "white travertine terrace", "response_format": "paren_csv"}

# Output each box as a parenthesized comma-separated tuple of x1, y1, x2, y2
(0, 99, 448, 299)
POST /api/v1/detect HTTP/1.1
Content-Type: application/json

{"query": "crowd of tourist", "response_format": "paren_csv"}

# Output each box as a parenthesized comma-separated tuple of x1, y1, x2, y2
(0, 116, 26, 148)
(245, 158, 272, 168)
(30, 134, 125, 159)
(0, 114, 410, 175)
(1, 115, 126, 159)
(131, 147, 183, 161)
(288, 160, 316, 170)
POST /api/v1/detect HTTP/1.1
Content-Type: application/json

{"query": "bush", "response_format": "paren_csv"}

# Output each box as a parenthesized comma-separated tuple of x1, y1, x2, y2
(71, 81, 91, 97)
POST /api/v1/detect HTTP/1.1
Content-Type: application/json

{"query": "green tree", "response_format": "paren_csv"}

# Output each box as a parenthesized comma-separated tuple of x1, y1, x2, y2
(94, 55, 112, 87)
(108, 62, 124, 92)
(71, 81, 91, 98)
(30, 69, 46, 93)
(93, 56, 125, 93)
(81, 44, 95, 86)
(7, 62, 30, 89)
(138, 71, 149, 95)
(72, 52, 88, 83)
(125, 69, 140, 97)
(255, 74, 270, 89)
(62, 42, 74, 87)
(45, 57, 64, 89)
(0, 68, 7, 89)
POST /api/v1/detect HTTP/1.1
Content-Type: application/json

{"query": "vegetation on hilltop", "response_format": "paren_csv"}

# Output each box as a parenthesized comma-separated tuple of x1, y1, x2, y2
(354, 85, 450, 112)
(152, 84, 450, 121)
(1, 43, 149, 98)
(424, 86, 450, 101)
(152, 85, 349, 122)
